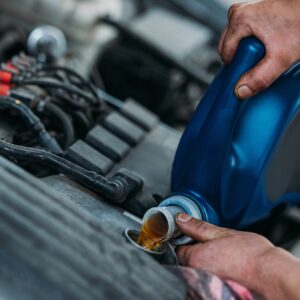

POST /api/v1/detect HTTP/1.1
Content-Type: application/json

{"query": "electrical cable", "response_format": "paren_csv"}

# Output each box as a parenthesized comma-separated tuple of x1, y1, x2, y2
(91, 67, 106, 90)
(13, 78, 98, 105)
(43, 102, 75, 149)
(51, 92, 88, 110)
(36, 66, 101, 102)
(42, 68, 121, 109)
(72, 110, 92, 134)
(96, 89, 123, 109)
(0, 96, 62, 154)
(40, 67, 117, 111)
(0, 138, 132, 203)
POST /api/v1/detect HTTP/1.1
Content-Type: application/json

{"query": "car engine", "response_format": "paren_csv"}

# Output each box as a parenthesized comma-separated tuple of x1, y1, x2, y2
(0, 1, 300, 300)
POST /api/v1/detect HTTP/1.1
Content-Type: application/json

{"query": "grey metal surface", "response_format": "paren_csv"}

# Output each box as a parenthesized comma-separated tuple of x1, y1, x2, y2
(44, 175, 140, 234)
(0, 156, 187, 300)
(44, 122, 180, 218)
(129, 8, 212, 61)
(108, 124, 180, 215)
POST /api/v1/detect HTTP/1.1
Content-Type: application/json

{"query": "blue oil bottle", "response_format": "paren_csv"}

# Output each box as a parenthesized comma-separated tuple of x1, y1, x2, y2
(152, 37, 300, 237)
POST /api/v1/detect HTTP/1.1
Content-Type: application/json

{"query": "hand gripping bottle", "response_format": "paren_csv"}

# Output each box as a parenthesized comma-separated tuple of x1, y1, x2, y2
(144, 37, 300, 245)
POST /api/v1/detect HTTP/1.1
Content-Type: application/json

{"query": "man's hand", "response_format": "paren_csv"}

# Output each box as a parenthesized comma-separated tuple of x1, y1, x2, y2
(219, 0, 300, 99)
(176, 213, 300, 299)
(176, 214, 274, 287)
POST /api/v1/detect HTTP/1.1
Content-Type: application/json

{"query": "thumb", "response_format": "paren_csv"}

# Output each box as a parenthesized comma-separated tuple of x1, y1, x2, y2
(176, 213, 232, 242)
(235, 55, 291, 99)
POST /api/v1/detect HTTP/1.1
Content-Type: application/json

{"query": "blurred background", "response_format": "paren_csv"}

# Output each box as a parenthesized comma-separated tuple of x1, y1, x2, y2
(0, 0, 244, 129)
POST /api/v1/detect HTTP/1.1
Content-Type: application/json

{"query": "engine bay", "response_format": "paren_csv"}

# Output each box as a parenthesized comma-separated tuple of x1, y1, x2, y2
(0, 1, 300, 299)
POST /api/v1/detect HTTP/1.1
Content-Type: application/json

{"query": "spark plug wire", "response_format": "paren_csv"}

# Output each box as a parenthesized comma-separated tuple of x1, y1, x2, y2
(0, 138, 137, 203)
(0, 96, 62, 154)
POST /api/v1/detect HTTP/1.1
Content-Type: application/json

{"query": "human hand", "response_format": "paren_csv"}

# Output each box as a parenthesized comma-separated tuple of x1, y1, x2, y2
(175, 213, 300, 299)
(218, 0, 300, 99)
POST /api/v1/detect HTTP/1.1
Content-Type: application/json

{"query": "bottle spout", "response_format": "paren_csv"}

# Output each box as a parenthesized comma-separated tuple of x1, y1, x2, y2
(142, 194, 204, 245)
(142, 205, 185, 243)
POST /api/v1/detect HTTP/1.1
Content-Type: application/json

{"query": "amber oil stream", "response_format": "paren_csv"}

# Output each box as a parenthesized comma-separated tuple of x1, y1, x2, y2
(137, 213, 168, 251)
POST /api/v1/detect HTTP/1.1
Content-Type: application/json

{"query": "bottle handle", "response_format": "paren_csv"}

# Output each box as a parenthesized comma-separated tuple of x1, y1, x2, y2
(223, 37, 266, 108)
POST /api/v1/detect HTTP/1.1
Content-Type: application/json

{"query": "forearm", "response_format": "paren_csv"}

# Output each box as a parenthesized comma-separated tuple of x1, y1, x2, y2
(253, 247, 300, 300)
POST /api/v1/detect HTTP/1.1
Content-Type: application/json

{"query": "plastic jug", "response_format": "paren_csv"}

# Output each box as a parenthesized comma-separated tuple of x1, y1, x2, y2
(167, 37, 300, 228)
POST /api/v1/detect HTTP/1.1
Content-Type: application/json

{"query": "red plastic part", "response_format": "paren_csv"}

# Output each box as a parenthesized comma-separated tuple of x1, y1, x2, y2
(5, 63, 18, 72)
(0, 71, 12, 83)
(0, 84, 10, 96)
(5, 62, 17, 69)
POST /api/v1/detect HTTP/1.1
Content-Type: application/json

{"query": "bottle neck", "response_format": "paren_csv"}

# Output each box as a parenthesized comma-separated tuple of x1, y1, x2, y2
(145, 194, 203, 245)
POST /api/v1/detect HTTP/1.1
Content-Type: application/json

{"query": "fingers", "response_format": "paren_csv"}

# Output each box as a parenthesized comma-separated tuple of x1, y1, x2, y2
(221, 22, 253, 64)
(177, 243, 216, 269)
(176, 213, 233, 242)
(217, 26, 228, 56)
(176, 245, 193, 266)
(235, 54, 291, 99)
(220, 1, 297, 98)
(218, 3, 244, 57)
(228, 3, 245, 20)
(176, 244, 207, 267)
(219, 3, 253, 64)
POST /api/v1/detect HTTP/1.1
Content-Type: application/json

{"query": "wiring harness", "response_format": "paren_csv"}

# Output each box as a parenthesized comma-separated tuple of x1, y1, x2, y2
(0, 53, 107, 149)
(0, 53, 142, 202)
(0, 138, 140, 203)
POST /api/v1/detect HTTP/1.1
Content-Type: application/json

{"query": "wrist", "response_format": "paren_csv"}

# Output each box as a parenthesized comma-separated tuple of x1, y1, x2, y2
(254, 247, 300, 300)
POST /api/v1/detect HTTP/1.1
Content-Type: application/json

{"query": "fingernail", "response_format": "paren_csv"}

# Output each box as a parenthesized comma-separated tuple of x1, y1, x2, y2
(177, 213, 192, 223)
(236, 85, 253, 99)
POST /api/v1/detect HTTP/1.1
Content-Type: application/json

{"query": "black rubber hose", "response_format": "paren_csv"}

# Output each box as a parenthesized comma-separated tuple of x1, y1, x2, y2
(13, 79, 98, 105)
(52, 93, 88, 110)
(0, 96, 62, 154)
(0, 139, 130, 203)
(43, 102, 75, 149)
(37, 66, 101, 102)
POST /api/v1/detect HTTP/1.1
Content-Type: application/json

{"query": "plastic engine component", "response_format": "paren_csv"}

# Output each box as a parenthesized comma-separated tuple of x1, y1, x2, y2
(86, 125, 130, 162)
(65, 140, 113, 175)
